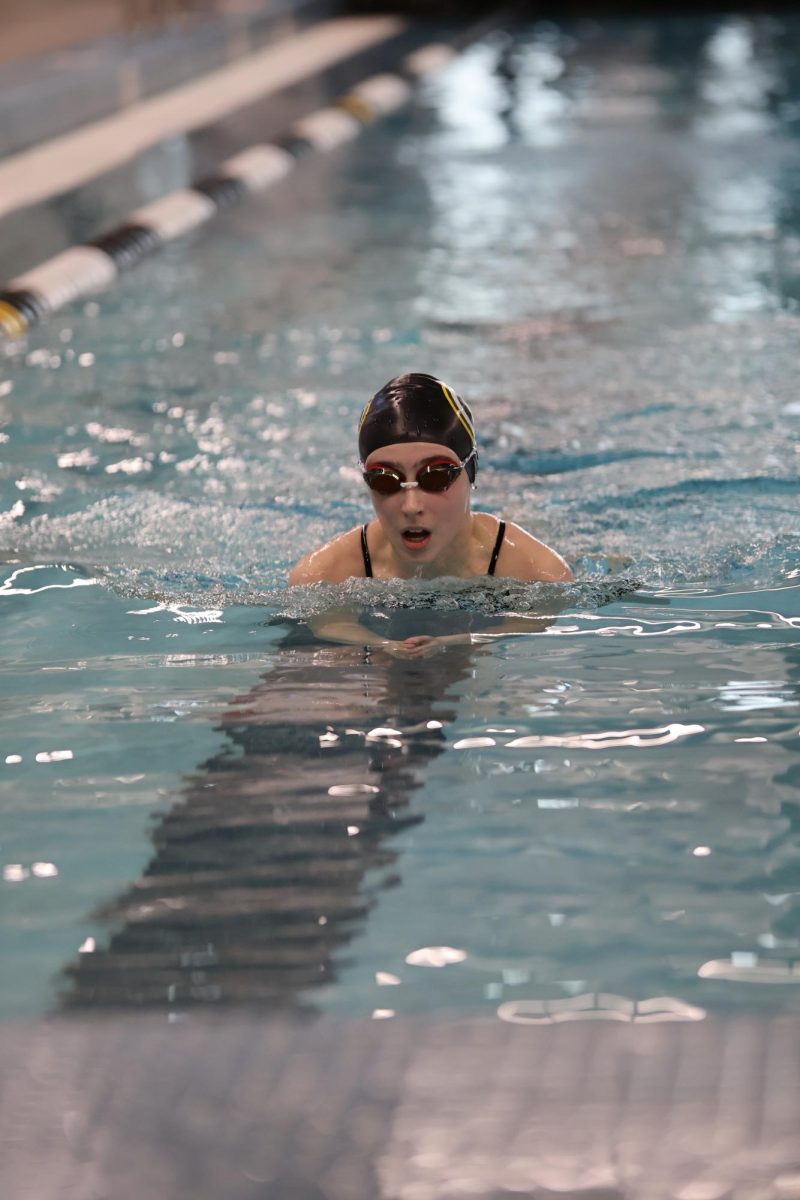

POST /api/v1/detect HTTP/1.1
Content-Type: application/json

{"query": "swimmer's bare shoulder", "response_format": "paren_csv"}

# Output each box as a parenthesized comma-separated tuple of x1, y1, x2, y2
(491, 518, 573, 583)
(288, 526, 364, 585)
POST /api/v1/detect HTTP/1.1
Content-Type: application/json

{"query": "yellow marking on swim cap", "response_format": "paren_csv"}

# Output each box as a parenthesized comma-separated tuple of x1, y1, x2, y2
(338, 93, 374, 124)
(0, 300, 27, 339)
(440, 382, 475, 444)
(358, 397, 373, 432)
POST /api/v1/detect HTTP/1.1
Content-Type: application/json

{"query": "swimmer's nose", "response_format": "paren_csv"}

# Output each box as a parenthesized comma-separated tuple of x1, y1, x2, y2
(400, 484, 424, 514)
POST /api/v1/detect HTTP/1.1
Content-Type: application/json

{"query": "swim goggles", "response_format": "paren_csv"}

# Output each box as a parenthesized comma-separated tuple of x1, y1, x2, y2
(361, 448, 476, 496)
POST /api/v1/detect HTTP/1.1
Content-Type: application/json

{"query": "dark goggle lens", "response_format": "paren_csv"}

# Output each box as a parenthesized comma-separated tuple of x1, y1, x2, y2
(364, 469, 403, 495)
(363, 463, 462, 495)
(418, 463, 461, 492)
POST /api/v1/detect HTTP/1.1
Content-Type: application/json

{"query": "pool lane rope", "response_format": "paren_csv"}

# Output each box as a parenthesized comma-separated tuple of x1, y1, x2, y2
(0, 44, 455, 341)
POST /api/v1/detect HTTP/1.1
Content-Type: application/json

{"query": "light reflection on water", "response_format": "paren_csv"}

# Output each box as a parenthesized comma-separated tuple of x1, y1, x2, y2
(2, 14, 800, 1021)
(18, 583, 792, 1022)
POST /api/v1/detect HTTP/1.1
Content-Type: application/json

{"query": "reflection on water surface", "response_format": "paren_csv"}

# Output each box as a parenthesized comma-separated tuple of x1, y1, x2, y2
(1, 13, 800, 1027)
(58, 598, 800, 1022)
(64, 635, 474, 1012)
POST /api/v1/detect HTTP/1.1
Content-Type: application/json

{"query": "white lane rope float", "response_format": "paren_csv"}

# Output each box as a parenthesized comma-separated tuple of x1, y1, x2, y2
(0, 43, 460, 342)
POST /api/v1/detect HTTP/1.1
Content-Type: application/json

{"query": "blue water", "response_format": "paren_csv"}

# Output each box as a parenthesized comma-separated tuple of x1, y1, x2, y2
(2, 14, 800, 1021)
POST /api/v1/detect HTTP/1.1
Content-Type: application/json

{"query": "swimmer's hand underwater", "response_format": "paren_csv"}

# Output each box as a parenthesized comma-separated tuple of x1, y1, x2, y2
(308, 612, 445, 659)
(308, 612, 554, 657)
(307, 614, 434, 662)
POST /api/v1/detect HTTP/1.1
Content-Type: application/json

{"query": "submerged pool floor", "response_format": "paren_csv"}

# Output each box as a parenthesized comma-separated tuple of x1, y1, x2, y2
(1, 11, 800, 1193)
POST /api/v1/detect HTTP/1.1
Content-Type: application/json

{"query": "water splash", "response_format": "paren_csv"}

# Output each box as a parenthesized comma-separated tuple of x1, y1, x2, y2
(113, 572, 642, 618)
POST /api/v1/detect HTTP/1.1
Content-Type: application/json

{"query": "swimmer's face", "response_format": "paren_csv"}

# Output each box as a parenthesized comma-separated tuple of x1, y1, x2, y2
(364, 441, 471, 565)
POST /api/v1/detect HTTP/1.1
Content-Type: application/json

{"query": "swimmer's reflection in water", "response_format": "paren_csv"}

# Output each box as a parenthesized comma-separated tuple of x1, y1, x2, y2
(62, 629, 480, 1012)
(289, 373, 572, 656)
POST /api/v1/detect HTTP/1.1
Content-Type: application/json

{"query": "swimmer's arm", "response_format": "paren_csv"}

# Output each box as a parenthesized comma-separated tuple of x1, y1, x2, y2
(498, 523, 573, 584)
(288, 537, 377, 643)
(288, 528, 362, 587)
(289, 532, 426, 657)
(310, 610, 392, 649)
(430, 614, 556, 647)
(288, 542, 398, 649)
(473, 614, 555, 638)
(310, 611, 432, 658)
(419, 526, 571, 645)
(310, 608, 557, 656)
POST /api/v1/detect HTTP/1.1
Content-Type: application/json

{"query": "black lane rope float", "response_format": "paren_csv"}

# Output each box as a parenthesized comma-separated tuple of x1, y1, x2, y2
(0, 40, 463, 343)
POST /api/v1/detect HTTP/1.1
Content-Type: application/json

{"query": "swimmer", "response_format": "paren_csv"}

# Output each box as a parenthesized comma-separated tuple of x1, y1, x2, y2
(289, 372, 572, 655)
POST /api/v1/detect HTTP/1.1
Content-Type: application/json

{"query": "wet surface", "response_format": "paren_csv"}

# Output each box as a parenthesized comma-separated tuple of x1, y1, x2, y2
(62, 639, 469, 1012)
(4, 1010, 800, 1199)
(1, 25, 800, 1195)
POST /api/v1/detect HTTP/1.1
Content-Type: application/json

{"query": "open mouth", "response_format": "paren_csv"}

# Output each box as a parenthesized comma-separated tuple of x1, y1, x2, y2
(401, 527, 431, 549)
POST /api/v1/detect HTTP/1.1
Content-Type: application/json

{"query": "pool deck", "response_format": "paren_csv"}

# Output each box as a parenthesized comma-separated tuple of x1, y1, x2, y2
(0, 1, 430, 285)
(0, 0, 339, 160)
(0, 0, 499, 311)
(4, 1011, 799, 1198)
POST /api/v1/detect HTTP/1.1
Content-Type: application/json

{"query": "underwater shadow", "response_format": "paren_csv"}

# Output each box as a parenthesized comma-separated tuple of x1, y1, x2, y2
(61, 626, 479, 1013)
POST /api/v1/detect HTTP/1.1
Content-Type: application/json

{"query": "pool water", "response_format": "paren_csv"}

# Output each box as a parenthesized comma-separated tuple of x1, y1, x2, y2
(1, 13, 800, 1022)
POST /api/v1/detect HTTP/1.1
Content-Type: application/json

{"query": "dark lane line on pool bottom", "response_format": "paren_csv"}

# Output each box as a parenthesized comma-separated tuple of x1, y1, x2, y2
(60, 632, 476, 1012)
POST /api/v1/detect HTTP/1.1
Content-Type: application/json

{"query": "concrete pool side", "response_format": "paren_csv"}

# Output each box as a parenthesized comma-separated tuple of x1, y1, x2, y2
(0, 15, 431, 286)
(0, 6, 516, 339)
(3, 1011, 799, 1198)
(0, 14, 410, 223)
(0, 0, 337, 160)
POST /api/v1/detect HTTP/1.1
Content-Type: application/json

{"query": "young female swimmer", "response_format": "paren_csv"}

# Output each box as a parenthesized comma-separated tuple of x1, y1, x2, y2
(288, 373, 572, 656)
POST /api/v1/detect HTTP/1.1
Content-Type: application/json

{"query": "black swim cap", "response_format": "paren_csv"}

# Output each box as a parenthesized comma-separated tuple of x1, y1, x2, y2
(358, 373, 478, 482)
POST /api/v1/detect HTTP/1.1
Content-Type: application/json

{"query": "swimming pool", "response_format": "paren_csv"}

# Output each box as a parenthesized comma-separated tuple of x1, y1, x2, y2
(2, 12, 800, 1034)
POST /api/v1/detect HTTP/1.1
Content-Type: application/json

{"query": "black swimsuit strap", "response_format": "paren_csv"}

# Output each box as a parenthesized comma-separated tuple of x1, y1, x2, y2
(487, 520, 506, 576)
(361, 524, 373, 578)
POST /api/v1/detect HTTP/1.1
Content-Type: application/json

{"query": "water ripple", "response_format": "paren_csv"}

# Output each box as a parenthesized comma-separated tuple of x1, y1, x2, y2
(0, 564, 99, 596)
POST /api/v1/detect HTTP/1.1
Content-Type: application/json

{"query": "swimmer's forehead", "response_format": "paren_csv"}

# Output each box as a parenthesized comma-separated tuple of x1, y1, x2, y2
(365, 441, 460, 468)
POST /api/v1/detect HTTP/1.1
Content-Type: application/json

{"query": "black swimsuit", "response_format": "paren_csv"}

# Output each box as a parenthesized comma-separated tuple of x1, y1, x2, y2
(360, 520, 506, 578)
